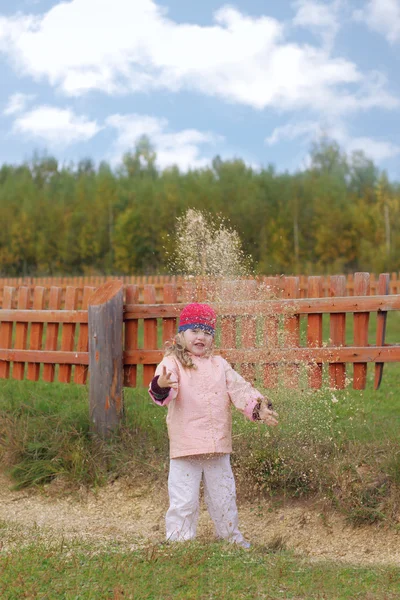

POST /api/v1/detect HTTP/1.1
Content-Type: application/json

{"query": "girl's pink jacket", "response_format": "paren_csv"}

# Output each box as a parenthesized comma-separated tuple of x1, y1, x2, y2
(148, 354, 262, 459)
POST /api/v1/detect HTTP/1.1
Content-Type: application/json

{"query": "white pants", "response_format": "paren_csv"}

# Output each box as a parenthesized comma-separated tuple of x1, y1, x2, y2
(166, 454, 245, 543)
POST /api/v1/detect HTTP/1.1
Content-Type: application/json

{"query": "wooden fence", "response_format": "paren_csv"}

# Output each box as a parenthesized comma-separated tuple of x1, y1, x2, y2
(1, 273, 399, 436)
(2, 272, 400, 306)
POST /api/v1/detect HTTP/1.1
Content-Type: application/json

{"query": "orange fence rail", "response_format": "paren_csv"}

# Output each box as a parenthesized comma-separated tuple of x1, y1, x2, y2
(0, 274, 398, 396)
(0, 276, 182, 307)
(2, 272, 400, 306)
(122, 273, 397, 391)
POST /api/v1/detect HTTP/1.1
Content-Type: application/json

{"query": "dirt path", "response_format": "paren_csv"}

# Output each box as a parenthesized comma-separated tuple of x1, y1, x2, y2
(0, 474, 399, 566)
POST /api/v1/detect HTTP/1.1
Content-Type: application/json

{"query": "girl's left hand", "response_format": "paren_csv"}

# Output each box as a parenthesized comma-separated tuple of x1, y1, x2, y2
(259, 404, 279, 426)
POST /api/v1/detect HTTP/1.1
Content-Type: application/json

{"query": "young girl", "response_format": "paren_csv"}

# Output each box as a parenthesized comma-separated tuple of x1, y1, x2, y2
(149, 302, 278, 548)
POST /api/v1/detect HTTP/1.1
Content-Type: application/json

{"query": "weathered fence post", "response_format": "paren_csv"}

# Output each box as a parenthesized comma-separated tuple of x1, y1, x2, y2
(88, 280, 124, 437)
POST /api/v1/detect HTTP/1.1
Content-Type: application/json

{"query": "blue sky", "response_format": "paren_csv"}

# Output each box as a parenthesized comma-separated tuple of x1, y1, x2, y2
(1, 0, 400, 177)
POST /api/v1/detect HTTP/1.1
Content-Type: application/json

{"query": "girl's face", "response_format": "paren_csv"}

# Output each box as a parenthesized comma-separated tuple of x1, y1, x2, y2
(182, 328, 214, 357)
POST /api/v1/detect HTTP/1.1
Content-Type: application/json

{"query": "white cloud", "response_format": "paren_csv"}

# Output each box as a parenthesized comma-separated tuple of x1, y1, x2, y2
(0, 0, 395, 116)
(354, 0, 400, 44)
(292, 0, 342, 49)
(13, 105, 101, 145)
(266, 119, 400, 163)
(333, 126, 400, 161)
(266, 121, 321, 145)
(3, 92, 35, 115)
(106, 113, 222, 171)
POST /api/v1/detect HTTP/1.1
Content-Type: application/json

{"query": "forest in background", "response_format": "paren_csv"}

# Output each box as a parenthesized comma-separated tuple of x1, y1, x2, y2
(1, 135, 399, 277)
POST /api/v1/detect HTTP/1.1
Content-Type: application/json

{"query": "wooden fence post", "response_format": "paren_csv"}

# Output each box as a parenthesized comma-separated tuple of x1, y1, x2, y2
(88, 280, 124, 437)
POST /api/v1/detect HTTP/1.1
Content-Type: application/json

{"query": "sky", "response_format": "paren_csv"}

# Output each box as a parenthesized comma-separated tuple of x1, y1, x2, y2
(1, 0, 400, 177)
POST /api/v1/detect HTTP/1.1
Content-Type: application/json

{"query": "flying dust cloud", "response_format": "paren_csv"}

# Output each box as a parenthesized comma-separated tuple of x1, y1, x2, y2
(165, 207, 355, 498)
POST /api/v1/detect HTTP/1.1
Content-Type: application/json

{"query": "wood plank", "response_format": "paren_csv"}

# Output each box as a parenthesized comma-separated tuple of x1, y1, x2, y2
(307, 276, 323, 389)
(124, 346, 400, 365)
(74, 286, 94, 384)
(27, 287, 46, 381)
(374, 273, 390, 390)
(240, 280, 257, 382)
(12, 287, 30, 380)
(262, 277, 280, 388)
(219, 280, 238, 371)
(162, 284, 178, 345)
(0, 310, 88, 323)
(220, 312, 236, 349)
(329, 276, 347, 389)
(43, 287, 62, 382)
(0, 287, 15, 379)
(0, 349, 88, 363)
(143, 285, 158, 386)
(263, 313, 279, 388)
(124, 285, 139, 387)
(89, 281, 124, 437)
(58, 287, 79, 383)
(390, 272, 398, 294)
(123, 294, 400, 319)
(283, 277, 300, 388)
(353, 273, 370, 390)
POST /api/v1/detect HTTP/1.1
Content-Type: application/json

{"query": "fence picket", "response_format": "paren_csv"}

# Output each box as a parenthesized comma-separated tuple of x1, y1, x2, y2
(375, 273, 390, 390)
(143, 285, 158, 386)
(329, 276, 347, 389)
(262, 277, 280, 388)
(219, 281, 237, 371)
(353, 273, 370, 390)
(347, 274, 354, 296)
(59, 287, 79, 383)
(27, 286, 46, 381)
(12, 287, 30, 380)
(162, 284, 178, 345)
(307, 276, 323, 389)
(0, 287, 15, 379)
(124, 285, 139, 387)
(390, 272, 398, 294)
(283, 277, 300, 388)
(74, 286, 94, 384)
(240, 280, 257, 383)
(43, 287, 62, 382)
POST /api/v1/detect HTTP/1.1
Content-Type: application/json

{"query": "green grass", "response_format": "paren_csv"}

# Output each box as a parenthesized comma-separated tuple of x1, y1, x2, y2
(1, 345, 400, 598)
(0, 380, 168, 489)
(1, 309, 400, 521)
(0, 536, 399, 600)
(1, 365, 399, 526)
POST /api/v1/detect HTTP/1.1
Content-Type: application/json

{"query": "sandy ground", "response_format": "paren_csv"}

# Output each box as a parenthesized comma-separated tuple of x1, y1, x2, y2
(0, 473, 399, 566)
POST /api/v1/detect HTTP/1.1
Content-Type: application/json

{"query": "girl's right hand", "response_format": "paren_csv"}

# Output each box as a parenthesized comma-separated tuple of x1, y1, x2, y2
(158, 366, 178, 389)
(259, 404, 279, 426)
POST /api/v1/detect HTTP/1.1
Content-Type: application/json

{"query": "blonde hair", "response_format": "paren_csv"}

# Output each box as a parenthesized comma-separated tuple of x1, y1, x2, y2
(165, 332, 214, 369)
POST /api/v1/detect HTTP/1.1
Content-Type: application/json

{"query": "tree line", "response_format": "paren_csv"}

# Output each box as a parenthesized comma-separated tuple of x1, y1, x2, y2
(1, 136, 399, 277)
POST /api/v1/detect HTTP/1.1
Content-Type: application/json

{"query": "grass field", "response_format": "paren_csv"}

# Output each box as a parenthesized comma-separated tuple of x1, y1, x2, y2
(0, 356, 399, 519)
(1, 308, 400, 598)
(1, 533, 400, 600)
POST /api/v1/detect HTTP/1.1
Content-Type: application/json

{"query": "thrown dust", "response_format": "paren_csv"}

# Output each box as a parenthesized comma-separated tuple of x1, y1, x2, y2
(169, 208, 251, 280)
(167, 207, 337, 438)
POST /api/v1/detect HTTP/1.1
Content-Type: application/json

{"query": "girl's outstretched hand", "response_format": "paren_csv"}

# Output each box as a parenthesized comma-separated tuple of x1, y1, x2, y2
(158, 366, 178, 389)
(259, 403, 279, 426)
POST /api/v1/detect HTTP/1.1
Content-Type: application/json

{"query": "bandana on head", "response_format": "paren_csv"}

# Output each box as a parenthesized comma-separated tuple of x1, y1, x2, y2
(178, 303, 217, 335)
